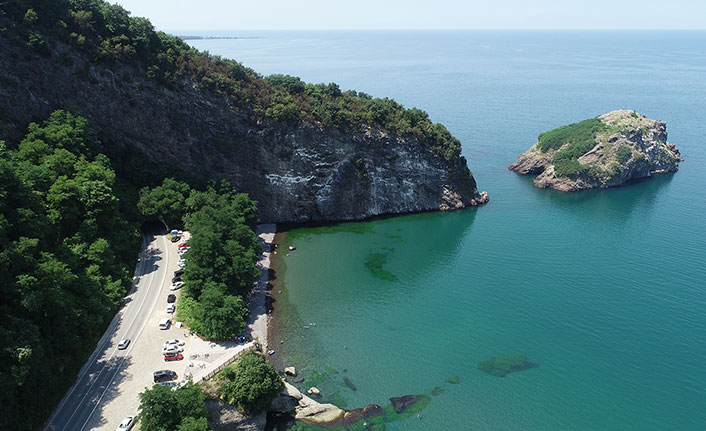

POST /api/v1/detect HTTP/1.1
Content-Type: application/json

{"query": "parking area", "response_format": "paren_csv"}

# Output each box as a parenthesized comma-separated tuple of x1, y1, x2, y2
(69, 227, 269, 430)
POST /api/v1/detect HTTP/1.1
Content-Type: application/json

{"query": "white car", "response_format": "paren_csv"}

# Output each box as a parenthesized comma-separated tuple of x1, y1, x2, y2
(170, 282, 184, 291)
(164, 339, 185, 347)
(166, 304, 175, 314)
(117, 416, 134, 431)
(117, 339, 130, 350)
(162, 344, 183, 354)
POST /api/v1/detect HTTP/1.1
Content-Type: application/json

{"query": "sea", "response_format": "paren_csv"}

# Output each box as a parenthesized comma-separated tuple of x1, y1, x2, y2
(185, 31, 706, 430)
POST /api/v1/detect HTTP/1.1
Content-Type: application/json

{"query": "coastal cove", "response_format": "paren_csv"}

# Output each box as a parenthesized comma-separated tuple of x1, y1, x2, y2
(186, 31, 706, 430)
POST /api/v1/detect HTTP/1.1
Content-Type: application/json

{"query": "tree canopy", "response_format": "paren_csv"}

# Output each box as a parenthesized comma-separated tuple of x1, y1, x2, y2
(0, 111, 139, 430)
(217, 351, 283, 413)
(139, 178, 260, 339)
(138, 381, 211, 431)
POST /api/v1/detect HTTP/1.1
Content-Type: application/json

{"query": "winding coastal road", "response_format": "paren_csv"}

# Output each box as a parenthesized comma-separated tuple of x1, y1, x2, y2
(44, 227, 170, 431)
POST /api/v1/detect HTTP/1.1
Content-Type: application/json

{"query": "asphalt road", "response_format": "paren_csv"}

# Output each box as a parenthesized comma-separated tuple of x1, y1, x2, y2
(44, 227, 170, 431)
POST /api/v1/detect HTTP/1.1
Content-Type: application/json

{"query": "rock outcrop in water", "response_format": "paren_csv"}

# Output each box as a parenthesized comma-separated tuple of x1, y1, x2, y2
(509, 110, 683, 191)
(478, 354, 536, 377)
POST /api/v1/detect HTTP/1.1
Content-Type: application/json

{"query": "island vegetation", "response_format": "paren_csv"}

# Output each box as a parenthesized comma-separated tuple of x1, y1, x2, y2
(537, 118, 608, 176)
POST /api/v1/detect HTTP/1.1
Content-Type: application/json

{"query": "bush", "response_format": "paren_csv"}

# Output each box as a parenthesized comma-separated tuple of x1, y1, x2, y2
(538, 118, 605, 153)
(217, 351, 283, 413)
(617, 145, 632, 165)
(138, 381, 210, 431)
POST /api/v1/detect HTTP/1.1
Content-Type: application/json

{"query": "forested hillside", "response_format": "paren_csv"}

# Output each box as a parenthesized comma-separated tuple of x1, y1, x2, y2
(0, 0, 486, 223)
(0, 111, 140, 430)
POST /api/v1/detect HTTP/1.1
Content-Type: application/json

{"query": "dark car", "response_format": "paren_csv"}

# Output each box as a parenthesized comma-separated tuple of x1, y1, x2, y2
(174, 269, 184, 276)
(167, 294, 176, 303)
(170, 235, 181, 243)
(171, 275, 182, 283)
(153, 370, 177, 383)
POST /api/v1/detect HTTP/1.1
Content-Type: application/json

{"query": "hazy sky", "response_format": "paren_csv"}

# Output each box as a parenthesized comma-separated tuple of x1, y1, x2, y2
(114, 0, 706, 31)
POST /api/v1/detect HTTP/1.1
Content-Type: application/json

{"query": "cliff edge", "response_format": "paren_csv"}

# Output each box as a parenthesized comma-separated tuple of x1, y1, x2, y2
(509, 110, 682, 191)
(0, 2, 487, 223)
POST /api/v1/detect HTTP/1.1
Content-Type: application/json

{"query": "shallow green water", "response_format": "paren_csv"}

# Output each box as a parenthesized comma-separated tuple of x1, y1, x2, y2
(188, 31, 706, 429)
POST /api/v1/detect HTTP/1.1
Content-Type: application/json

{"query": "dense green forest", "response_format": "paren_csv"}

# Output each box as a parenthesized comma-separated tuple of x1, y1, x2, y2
(0, 110, 263, 430)
(138, 179, 261, 339)
(0, 111, 141, 430)
(0, 0, 462, 161)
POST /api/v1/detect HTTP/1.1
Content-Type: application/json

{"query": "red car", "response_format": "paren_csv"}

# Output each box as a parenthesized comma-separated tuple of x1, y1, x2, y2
(164, 353, 183, 361)
(177, 243, 188, 249)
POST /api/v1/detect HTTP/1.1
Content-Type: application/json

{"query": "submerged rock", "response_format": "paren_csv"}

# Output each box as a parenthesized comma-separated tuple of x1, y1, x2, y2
(478, 354, 536, 377)
(509, 110, 683, 191)
(343, 376, 357, 391)
(389, 395, 426, 414)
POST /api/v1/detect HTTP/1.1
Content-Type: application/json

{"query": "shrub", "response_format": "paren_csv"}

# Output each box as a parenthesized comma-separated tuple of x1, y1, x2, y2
(617, 145, 632, 165)
(538, 118, 605, 153)
(217, 351, 283, 413)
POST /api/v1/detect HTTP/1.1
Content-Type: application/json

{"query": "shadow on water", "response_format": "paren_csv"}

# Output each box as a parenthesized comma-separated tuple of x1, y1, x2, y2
(520, 171, 676, 219)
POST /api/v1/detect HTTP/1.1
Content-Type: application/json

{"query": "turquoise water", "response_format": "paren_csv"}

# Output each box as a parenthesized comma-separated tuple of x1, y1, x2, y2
(188, 31, 706, 429)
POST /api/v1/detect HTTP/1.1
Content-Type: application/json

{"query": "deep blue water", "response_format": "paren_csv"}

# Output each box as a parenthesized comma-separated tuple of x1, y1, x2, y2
(186, 31, 706, 430)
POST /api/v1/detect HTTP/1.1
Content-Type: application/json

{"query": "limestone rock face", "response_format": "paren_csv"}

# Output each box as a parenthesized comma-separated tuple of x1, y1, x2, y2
(206, 399, 266, 431)
(0, 36, 487, 223)
(509, 110, 683, 191)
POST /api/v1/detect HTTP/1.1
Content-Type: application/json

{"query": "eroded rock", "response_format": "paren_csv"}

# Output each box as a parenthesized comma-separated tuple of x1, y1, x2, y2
(509, 110, 683, 191)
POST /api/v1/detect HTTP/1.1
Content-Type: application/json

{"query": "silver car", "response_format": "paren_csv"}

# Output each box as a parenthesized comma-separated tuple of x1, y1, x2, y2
(117, 339, 130, 350)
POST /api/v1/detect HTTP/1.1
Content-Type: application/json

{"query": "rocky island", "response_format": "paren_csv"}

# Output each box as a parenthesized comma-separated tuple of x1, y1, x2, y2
(509, 110, 683, 191)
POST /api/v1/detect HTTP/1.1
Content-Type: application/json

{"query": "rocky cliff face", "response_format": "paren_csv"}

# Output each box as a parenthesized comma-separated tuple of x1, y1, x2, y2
(509, 110, 682, 191)
(0, 37, 487, 223)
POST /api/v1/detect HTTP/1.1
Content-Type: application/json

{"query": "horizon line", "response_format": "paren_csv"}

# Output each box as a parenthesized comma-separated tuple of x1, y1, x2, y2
(165, 27, 706, 32)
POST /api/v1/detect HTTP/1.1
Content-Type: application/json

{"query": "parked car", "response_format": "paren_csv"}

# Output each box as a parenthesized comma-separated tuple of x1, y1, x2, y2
(167, 294, 176, 303)
(153, 369, 177, 383)
(170, 235, 181, 243)
(164, 339, 185, 347)
(162, 344, 182, 354)
(171, 275, 182, 283)
(117, 338, 130, 350)
(166, 304, 175, 314)
(174, 268, 184, 276)
(116, 416, 135, 431)
(159, 318, 171, 330)
(157, 381, 177, 389)
(164, 352, 183, 361)
(178, 242, 188, 249)
(170, 282, 184, 291)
